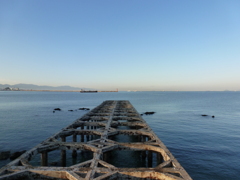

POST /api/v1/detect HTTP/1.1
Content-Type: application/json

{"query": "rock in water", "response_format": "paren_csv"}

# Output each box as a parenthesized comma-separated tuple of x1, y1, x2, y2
(54, 108, 61, 111)
(79, 108, 90, 110)
(144, 111, 155, 115)
(10, 150, 26, 160)
(0, 151, 10, 160)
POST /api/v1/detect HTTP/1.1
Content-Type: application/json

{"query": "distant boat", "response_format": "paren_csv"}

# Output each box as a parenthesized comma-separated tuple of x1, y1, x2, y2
(80, 89, 98, 93)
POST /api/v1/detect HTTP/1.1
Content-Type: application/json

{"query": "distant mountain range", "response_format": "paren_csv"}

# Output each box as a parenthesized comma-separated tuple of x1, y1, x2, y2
(0, 83, 85, 91)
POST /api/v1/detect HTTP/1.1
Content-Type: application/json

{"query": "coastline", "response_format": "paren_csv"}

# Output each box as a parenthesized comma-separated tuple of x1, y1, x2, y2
(0, 89, 118, 92)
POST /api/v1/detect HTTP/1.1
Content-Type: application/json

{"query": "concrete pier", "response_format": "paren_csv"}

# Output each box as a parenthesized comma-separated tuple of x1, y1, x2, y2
(0, 100, 192, 180)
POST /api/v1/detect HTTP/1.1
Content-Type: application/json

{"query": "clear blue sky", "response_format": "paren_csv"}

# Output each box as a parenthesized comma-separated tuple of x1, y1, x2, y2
(1, 0, 240, 91)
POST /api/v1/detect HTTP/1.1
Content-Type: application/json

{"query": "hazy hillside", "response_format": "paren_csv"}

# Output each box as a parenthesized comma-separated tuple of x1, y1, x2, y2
(0, 83, 85, 90)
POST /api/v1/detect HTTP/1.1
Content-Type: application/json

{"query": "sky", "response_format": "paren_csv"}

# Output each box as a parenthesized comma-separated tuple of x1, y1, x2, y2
(0, 0, 240, 91)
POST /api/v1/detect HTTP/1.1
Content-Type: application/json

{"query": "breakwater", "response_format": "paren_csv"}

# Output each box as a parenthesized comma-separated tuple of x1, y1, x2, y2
(0, 100, 191, 180)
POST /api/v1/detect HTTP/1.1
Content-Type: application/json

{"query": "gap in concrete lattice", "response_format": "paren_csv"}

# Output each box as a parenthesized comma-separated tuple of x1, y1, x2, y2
(102, 150, 161, 168)
(93, 172, 106, 178)
(112, 125, 131, 130)
(29, 149, 93, 167)
(76, 125, 105, 130)
(109, 134, 147, 143)
(65, 134, 101, 143)
(75, 172, 87, 178)
(111, 125, 143, 130)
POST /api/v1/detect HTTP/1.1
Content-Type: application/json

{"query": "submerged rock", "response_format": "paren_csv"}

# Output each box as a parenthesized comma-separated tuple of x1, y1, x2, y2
(79, 108, 90, 111)
(0, 151, 10, 160)
(144, 111, 155, 115)
(10, 150, 26, 160)
(54, 108, 61, 111)
(68, 110, 73, 112)
(201, 114, 215, 118)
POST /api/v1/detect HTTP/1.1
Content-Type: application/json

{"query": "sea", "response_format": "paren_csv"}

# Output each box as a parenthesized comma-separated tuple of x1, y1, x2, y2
(0, 91, 239, 180)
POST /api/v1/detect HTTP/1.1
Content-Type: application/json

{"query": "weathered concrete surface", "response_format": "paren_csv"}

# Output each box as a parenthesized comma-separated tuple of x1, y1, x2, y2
(0, 100, 192, 180)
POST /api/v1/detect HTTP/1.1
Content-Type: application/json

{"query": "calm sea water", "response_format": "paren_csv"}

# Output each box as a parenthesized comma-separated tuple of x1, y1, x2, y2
(0, 91, 240, 179)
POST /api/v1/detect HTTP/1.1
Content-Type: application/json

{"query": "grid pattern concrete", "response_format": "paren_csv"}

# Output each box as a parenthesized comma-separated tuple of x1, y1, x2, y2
(0, 100, 192, 180)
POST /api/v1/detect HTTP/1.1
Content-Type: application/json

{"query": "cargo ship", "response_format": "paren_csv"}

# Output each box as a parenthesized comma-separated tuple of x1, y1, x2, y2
(80, 89, 98, 93)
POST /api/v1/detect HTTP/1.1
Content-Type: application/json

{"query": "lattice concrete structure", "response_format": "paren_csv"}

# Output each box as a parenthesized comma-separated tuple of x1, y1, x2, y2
(0, 100, 192, 180)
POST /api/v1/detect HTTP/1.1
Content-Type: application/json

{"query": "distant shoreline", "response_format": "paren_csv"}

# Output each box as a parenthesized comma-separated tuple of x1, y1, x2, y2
(0, 89, 80, 92)
(1, 89, 239, 92)
(0, 89, 118, 92)
(22, 89, 81, 92)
